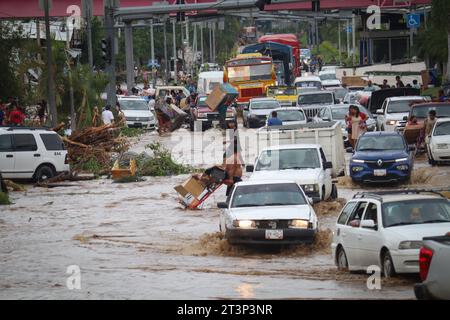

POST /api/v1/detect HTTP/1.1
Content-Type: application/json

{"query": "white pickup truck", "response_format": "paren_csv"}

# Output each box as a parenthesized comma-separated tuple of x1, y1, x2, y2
(246, 122, 345, 202)
(246, 144, 338, 203)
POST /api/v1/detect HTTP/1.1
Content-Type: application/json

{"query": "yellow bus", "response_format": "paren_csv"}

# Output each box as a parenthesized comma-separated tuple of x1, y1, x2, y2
(223, 53, 276, 106)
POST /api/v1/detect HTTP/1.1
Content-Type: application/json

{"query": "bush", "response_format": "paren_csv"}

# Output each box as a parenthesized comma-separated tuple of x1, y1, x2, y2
(136, 142, 194, 176)
(120, 127, 145, 138)
(0, 192, 11, 205)
(72, 158, 104, 176)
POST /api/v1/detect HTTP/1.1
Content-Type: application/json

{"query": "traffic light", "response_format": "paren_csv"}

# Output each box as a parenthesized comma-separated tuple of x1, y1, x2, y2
(101, 38, 111, 64)
(312, 0, 320, 12)
(176, 0, 185, 22)
(255, 0, 271, 11)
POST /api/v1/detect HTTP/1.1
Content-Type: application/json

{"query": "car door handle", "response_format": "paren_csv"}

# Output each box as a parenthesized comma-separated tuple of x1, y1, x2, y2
(6, 154, 13, 158)
(34, 154, 41, 157)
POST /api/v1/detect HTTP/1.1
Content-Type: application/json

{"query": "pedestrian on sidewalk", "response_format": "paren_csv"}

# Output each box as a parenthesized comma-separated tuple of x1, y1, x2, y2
(395, 76, 405, 88)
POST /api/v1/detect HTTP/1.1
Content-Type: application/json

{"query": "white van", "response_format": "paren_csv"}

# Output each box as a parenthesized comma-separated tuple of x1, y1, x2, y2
(0, 127, 69, 181)
(197, 71, 224, 95)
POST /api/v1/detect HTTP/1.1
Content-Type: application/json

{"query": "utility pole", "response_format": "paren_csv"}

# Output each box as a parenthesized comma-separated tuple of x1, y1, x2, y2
(346, 19, 350, 58)
(66, 22, 76, 131)
(43, 0, 58, 127)
(200, 22, 204, 64)
(209, 22, 213, 63)
(212, 22, 216, 63)
(104, 0, 117, 108)
(172, 18, 177, 85)
(163, 19, 168, 85)
(150, 19, 156, 88)
(82, 0, 93, 69)
(124, 21, 134, 92)
(352, 13, 356, 66)
(338, 20, 342, 65)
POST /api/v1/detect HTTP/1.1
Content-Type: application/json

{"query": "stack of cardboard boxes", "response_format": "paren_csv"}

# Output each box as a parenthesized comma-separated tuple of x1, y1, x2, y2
(205, 83, 238, 111)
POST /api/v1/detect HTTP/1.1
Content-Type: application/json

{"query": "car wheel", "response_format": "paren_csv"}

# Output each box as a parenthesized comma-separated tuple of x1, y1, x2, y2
(321, 186, 326, 201)
(337, 247, 349, 271)
(427, 149, 437, 166)
(382, 251, 396, 278)
(331, 184, 338, 199)
(34, 165, 55, 183)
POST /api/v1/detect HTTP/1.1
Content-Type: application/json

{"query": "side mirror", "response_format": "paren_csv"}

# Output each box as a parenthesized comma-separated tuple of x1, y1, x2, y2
(376, 109, 384, 115)
(360, 219, 377, 229)
(246, 165, 254, 173)
(307, 197, 314, 205)
(346, 147, 354, 153)
(403, 116, 408, 121)
(324, 161, 333, 169)
(217, 202, 228, 209)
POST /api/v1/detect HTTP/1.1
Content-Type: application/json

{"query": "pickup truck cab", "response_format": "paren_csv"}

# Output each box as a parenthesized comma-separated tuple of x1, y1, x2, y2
(297, 90, 338, 119)
(247, 144, 338, 202)
(189, 94, 236, 131)
(376, 96, 427, 131)
(243, 97, 280, 128)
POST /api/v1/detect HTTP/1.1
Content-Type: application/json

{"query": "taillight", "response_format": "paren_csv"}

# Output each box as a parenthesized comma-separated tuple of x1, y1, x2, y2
(419, 247, 433, 282)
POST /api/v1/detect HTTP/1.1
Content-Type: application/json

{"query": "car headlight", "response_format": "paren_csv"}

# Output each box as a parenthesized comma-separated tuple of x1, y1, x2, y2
(398, 240, 423, 250)
(233, 220, 256, 229)
(436, 143, 448, 149)
(352, 166, 364, 172)
(352, 159, 365, 163)
(395, 158, 408, 162)
(387, 120, 398, 126)
(289, 219, 309, 229)
(302, 184, 318, 192)
(396, 164, 409, 171)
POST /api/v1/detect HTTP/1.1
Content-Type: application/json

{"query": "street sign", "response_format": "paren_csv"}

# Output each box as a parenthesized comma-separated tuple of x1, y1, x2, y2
(406, 13, 420, 29)
(346, 26, 352, 33)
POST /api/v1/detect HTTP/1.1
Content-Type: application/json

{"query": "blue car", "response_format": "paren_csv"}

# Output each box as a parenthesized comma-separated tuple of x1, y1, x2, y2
(349, 132, 414, 183)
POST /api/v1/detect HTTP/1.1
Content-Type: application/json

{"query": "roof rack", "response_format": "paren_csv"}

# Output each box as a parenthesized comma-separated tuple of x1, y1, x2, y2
(353, 188, 449, 202)
(0, 126, 52, 131)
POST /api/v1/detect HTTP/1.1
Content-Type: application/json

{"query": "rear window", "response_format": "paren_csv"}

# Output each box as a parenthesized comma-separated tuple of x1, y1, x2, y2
(13, 134, 37, 152)
(40, 134, 65, 151)
(0, 134, 13, 152)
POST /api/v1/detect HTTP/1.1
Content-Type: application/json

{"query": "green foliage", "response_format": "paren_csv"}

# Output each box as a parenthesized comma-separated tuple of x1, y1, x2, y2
(136, 142, 193, 176)
(120, 127, 145, 137)
(72, 158, 103, 176)
(0, 192, 11, 205)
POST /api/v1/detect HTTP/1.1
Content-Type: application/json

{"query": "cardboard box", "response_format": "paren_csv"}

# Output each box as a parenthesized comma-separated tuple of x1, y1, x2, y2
(174, 177, 206, 199)
(206, 83, 238, 111)
(342, 76, 368, 87)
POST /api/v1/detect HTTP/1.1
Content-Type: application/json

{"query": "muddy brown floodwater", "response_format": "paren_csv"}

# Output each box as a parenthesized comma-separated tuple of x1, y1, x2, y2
(1, 128, 447, 300)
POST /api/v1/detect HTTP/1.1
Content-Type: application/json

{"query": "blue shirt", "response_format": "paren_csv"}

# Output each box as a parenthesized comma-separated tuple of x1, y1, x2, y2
(267, 117, 283, 126)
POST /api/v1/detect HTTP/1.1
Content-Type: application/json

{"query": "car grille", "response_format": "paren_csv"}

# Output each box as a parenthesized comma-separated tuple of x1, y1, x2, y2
(206, 113, 220, 120)
(126, 117, 150, 122)
(301, 106, 326, 119)
(241, 87, 264, 98)
(255, 220, 290, 229)
(365, 160, 396, 169)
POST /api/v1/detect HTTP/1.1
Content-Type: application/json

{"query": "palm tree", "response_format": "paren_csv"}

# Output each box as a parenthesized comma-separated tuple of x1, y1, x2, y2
(431, 0, 450, 81)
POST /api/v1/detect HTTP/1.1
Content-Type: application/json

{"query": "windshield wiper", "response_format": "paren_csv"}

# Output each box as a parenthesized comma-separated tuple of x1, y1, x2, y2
(234, 204, 263, 208)
(263, 203, 287, 206)
(422, 219, 450, 224)
(358, 148, 383, 151)
(387, 222, 416, 227)
(282, 166, 317, 170)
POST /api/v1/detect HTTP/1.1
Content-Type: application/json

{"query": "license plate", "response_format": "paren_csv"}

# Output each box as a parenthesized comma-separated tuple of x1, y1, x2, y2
(212, 120, 219, 126)
(134, 123, 142, 127)
(374, 169, 387, 176)
(265, 229, 283, 240)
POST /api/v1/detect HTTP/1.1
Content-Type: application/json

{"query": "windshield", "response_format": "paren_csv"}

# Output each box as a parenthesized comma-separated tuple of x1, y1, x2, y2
(295, 81, 322, 89)
(412, 105, 450, 119)
(256, 148, 320, 171)
(320, 73, 337, 81)
(434, 122, 450, 136)
(298, 93, 333, 105)
(231, 183, 306, 208)
(387, 100, 416, 113)
(227, 59, 273, 82)
(382, 199, 450, 228)
(251, 101, 279, 110)
(277, 110, 305, 122)
(331, 108, 349, 120)
(208, 82, 220, 90)
(118, 100, 149, 111)
(357, 135, 405, 151)
(267, 87, 297, 96)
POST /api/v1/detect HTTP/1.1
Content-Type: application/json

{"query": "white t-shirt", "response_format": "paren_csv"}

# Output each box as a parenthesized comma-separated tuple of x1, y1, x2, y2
(102, 110, 114, 125)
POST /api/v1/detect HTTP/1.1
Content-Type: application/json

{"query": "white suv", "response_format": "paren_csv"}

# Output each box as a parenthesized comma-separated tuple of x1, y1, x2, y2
(331, 190, 450, 277)
(0, 127, 70, 181)
(376, 96, 427, 131)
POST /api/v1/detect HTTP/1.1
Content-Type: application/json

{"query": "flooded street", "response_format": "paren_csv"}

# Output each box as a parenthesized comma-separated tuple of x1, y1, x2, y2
(1, 128, 448, 300)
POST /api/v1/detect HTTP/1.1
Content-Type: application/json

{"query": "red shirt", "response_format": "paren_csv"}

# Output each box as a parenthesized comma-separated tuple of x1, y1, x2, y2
(9, 110, 24, 124)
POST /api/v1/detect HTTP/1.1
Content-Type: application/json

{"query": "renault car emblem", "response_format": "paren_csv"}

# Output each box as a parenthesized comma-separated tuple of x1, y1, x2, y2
(377, 159, 383, 167)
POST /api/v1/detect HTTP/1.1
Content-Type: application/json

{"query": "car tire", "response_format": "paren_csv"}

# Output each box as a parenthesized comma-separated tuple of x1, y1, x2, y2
(331, 184, 338, 199)
(34, 165, 56, 183)
(382, 250, 396, 278)
(337, 247, 349, 271)
(427, 149, 437, 166)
